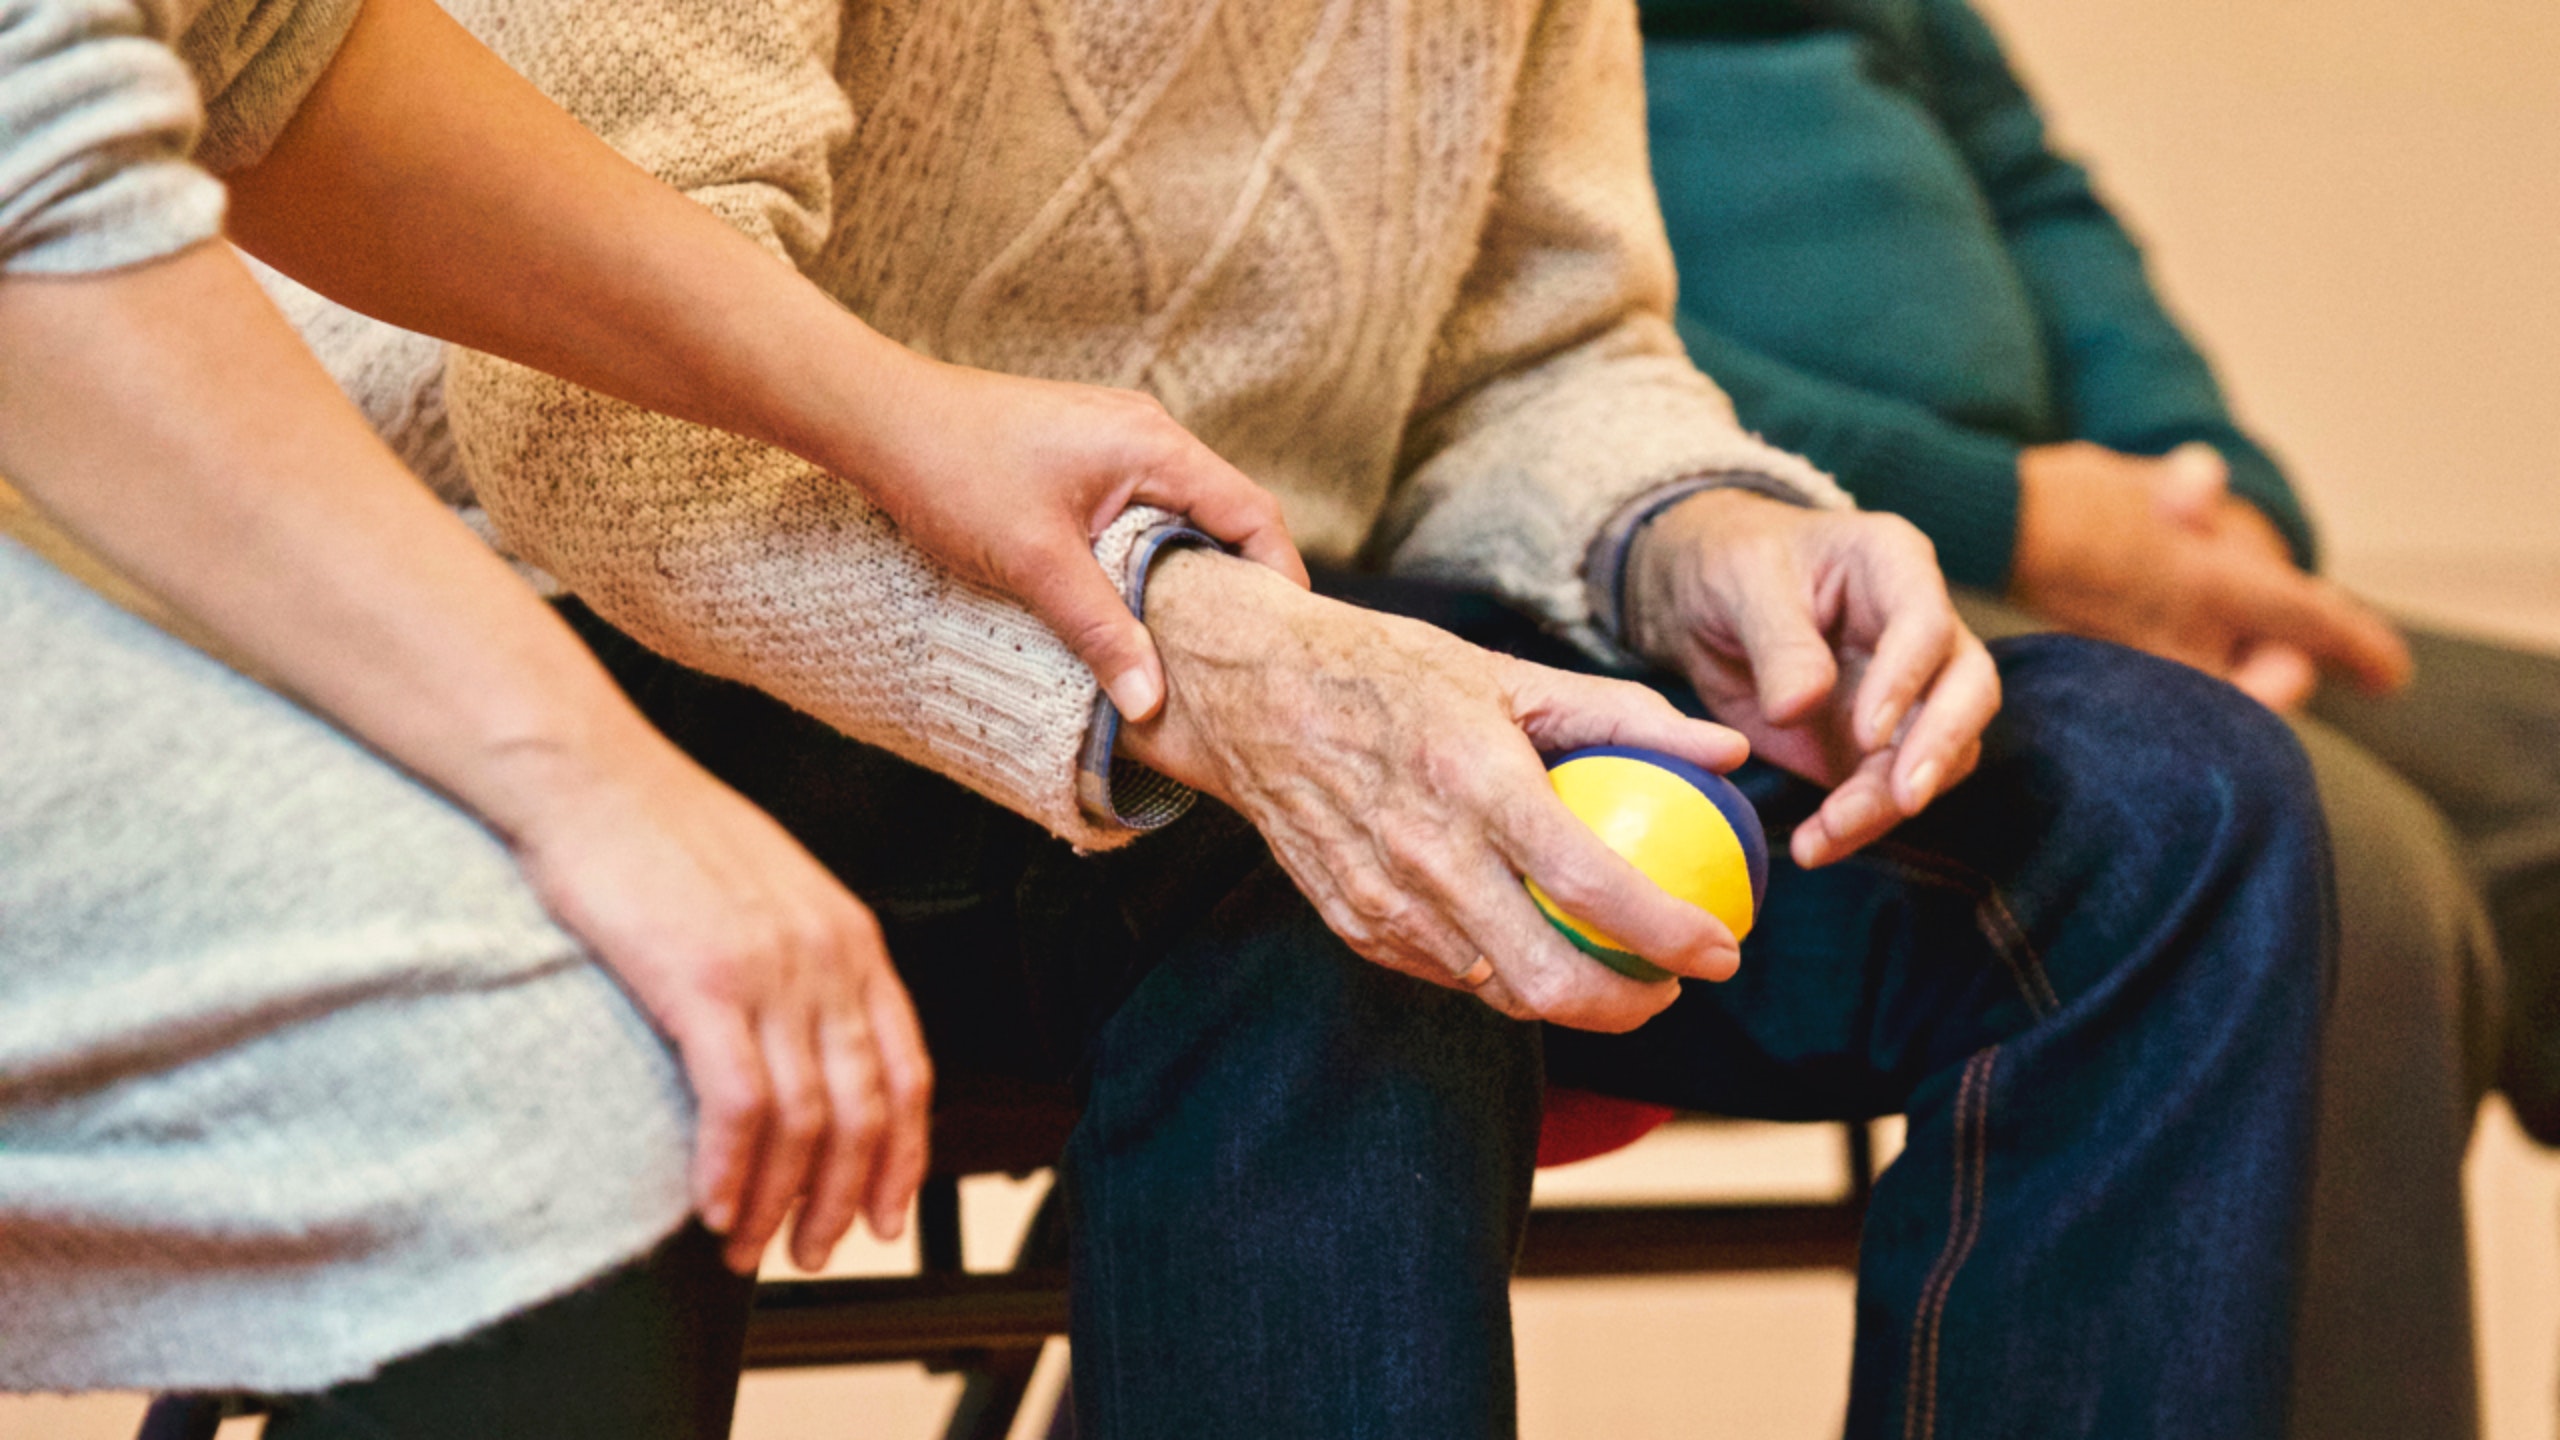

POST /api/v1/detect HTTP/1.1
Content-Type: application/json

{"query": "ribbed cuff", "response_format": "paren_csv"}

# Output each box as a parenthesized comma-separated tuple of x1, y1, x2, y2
(1074, 520, 1217, 833)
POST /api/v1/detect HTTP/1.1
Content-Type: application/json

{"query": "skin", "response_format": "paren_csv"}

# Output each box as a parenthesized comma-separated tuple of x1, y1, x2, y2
(0, 245, 921, 1276)
(4, 0, 1301, 1274)
(1122, 488, 2002, 1031)
(2013, 441, 2411, 712)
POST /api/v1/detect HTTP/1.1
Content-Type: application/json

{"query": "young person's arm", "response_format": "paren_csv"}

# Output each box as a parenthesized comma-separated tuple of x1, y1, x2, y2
(225, 0, 1300, 725)
(0, 241, 930, 1278)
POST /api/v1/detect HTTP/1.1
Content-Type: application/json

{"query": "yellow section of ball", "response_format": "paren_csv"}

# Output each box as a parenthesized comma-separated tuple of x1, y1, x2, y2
(1528, 754, 1756, 954)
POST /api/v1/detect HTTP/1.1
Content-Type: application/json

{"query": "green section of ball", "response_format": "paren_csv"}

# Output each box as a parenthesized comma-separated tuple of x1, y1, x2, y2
(1544, 912, 1674, 983)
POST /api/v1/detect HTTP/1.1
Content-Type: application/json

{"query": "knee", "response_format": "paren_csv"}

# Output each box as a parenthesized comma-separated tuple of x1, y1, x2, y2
(1989, 635, 2324, 867)
(2294, 719, 2501, 1106)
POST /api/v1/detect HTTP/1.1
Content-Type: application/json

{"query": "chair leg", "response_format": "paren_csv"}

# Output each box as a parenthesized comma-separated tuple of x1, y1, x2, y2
(136, 1397, 227, 1440)
(938, 1182, 1072, 1440)
(943, 1350, 1045, 1440)
(1041, 1362, 1075, 1440)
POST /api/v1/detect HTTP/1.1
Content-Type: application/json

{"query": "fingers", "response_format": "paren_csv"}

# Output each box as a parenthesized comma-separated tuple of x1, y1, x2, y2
(1731, 582, 1841, 725)
(1498, 785, 1742, 984)
(1132, 441, 1311, 588)
(1009, 539, 1170, 721)
(678, 1009, 768, 1242)
(2227, 640, 2320, 713)
(1797, 633, 1996, 866)
(1791, 746, 1900, 869)
(2151, 443, 2230, 528)
(2215, 565, 2413, 695)
(1506, 662, 1751, 774)
(727, 1007, 830, 1273)
(791, 1002, 883, 1272)
(1886, 630, 2000, 815)
(1844, 586, 1959, 755)
(860, 977, 934, 1241)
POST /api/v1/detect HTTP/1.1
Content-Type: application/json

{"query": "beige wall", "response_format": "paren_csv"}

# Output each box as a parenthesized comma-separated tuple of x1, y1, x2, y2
(1971, 0, 2560, 576)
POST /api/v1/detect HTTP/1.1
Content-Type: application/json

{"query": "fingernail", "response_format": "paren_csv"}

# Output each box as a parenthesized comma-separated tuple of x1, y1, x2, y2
(1866, 701, 1902, 749)
(1106, 666, 1162, 722)
(1905, 759, 1943, 810)
(702, 1199, 735, 1235)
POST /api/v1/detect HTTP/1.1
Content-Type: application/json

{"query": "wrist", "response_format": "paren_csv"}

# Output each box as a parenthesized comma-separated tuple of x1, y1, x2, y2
(1113, 547, 1308, 798)
(1622, 487, 1774, 664)
(455, 685, 701, 850)
(2010, 445, 2093, 604)
(747, 307, 941, 487)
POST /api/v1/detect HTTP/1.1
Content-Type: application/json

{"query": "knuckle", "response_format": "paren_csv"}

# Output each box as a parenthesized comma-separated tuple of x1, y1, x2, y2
(886, 1058, 934, 1110)
(1338, 866, 1408, 926)
(705, 1072, 771, 1130)
(774, 1085, 828, 1143)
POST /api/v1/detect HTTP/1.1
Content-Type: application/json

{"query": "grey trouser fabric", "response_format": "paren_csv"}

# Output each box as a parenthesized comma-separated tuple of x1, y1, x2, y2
(1956, 592, 2510, 1440)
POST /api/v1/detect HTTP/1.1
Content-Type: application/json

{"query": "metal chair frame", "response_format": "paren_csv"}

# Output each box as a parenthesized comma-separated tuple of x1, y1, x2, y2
(141, 1112, 1871, 1440)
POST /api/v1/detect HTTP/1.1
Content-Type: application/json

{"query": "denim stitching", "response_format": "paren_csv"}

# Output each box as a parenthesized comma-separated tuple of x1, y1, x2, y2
(1873, 843, 2062, 1015)
(1904, 1046, 1998, 1440)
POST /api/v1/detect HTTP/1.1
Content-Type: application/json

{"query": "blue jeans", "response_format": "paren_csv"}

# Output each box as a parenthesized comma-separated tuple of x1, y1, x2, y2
(562, 579, 2330, 1440)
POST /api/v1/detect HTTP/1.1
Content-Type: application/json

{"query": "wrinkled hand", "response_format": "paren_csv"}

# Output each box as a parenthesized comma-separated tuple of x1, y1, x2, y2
(493, 733, 933, 1275)
(1119, 550, 1750, 1033)
(845, 361, 1308, 723)
(1626, 489, 2002, 869)
(2014, 442, 2410, 711)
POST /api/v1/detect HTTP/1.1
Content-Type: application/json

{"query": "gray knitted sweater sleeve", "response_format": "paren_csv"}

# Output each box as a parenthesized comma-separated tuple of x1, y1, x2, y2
(0, 0, 356, 276)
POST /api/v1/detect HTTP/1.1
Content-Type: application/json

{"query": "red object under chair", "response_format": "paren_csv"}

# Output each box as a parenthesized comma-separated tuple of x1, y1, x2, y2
(1537, 1087, 1677, 1167)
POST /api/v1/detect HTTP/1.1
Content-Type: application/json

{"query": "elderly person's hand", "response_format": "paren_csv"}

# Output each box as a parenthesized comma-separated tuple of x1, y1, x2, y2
(1118, 551, 1749, 1034)
(1624, 489, 2004, 869)
(2012, 442, 2410, 711)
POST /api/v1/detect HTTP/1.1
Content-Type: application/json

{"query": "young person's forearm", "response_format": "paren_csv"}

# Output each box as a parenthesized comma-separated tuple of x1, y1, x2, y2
(0, 242, 671, 840)
(223, 0, 913, 484)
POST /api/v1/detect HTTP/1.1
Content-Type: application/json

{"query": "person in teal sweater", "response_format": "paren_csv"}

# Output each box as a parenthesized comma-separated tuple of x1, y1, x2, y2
(1643, 1, 2560, 1437)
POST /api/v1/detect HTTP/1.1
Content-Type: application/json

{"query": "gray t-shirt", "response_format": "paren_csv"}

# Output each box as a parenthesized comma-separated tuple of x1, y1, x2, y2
(0, 0, 360, 275)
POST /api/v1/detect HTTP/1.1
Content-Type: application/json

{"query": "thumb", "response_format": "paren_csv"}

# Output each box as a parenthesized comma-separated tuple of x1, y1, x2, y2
(1016, 548, 1168, 721)
(2152, 443, 2230, 529)
(1128, 445, 1312, 589)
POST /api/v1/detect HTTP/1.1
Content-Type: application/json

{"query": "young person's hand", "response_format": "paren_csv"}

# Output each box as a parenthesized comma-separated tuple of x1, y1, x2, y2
(833, 360, 1307, 723)
(1625, 489, 2003, 869)
(489, 734, 933, 1277)
(2012, 442, 2409, 710)
(1119, 550, 1748, 1034)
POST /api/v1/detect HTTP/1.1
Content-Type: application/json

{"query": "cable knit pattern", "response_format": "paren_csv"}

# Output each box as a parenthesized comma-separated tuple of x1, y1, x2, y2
(290, 0, 1849, 849)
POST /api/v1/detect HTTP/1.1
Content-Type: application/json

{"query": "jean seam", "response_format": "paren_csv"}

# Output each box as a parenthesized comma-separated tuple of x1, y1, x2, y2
(1871, 842, 2062, 1016)
(1903, 1045, 1998, 1440)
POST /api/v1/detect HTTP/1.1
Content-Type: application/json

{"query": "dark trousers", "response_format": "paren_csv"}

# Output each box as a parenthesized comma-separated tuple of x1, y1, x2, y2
(281, 577, 2333, 1439)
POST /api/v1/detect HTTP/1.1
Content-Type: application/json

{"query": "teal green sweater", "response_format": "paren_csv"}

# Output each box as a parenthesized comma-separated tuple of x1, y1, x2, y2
(1639, 0, 2317, 589)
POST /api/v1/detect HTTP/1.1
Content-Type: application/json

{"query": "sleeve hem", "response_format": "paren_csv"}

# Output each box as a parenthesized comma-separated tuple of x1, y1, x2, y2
(1074, 519, 1216, 835)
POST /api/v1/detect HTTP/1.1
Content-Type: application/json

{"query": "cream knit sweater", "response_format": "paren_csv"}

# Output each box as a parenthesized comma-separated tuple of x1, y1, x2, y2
(289, 0, 1845, 850)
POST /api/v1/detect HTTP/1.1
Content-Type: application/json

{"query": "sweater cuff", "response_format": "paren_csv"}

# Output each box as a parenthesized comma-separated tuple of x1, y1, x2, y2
(1073, 520, 1215, 833)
